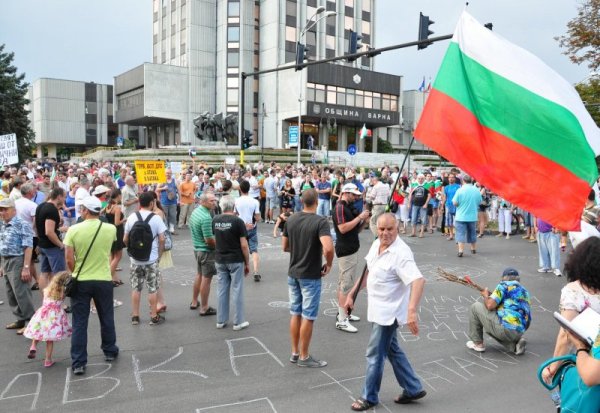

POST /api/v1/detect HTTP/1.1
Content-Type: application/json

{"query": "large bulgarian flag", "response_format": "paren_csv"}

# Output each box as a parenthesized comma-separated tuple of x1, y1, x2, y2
(415, 12, 600, 230)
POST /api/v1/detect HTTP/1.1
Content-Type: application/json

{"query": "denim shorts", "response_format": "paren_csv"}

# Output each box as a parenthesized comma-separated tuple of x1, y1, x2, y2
(39, 246, 66, 274)
(445, 210, 456, 227)
(455, 221, 477, 244)
(288, 276, 322, 321)
(410, 205, 427, 225)
(247, 227, 258, 254)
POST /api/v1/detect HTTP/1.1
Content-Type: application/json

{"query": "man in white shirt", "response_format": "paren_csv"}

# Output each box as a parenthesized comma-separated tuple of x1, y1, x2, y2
(123, 192, 167, 326)
(74, 178, 91, 220)
(263, 170, 279, 224)
(366, 173, 391, 238)
(15, 183, 40, 288)
(346, 213, 426, 411)
(234, 180, 261, 282)
(247, 170, 261, 200)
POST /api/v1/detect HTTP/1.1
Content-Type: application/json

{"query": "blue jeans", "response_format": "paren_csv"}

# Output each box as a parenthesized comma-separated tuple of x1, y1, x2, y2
(317, 199, 330, 217)
(288, 276, 322, 320)
(70, 281, 118, 369)
(216, 262, 245, 325)
(410, 205, 427, 226)
(538, 231, 560, 269)
(362, 321, 423, 404)
(294, 195, 302, 212)
(164, 204, 177, 231)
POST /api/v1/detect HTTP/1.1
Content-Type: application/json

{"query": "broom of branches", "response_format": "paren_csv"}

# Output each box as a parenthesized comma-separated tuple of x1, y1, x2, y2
(436, 267, 486, 292)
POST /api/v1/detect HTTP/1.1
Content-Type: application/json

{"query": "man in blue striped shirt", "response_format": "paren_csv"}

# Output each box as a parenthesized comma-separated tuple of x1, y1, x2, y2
(0, 198, 35, 333)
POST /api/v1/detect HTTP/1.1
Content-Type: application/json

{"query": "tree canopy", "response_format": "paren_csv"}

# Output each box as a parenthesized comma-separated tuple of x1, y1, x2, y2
(556, 0, 600, 72)
(0, 44, 35, 163)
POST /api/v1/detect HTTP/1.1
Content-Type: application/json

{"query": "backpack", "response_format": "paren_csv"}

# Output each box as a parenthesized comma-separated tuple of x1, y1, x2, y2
(412, 185, 427, 207)
(127, 212, 156, 261)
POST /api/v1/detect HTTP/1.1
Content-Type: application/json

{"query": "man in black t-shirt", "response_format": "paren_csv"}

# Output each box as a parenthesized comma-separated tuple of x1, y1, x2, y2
(332, 183, 370, 333)
(35, 188, 66, 288)
(283, 188, 333, 368)
(212, 196, 250, 331)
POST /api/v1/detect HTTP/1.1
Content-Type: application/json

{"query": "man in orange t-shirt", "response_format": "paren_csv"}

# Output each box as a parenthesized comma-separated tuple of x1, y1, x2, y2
(178, 172, 197, 229)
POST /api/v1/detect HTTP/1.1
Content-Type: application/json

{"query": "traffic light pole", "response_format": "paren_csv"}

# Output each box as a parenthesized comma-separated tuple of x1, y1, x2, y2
(238, 33, 452, 165)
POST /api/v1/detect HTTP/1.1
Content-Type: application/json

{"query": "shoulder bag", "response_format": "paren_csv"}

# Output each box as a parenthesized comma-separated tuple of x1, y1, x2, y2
(65, 222, 103, 297)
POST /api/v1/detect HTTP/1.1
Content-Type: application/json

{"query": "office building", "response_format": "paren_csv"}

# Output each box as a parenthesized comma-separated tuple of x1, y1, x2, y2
(114, 0, 403, 153)
(27, 78, 117, 159)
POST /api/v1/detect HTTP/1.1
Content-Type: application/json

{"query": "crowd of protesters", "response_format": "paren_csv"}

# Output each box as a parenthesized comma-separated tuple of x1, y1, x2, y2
(1, 155, 599, 409)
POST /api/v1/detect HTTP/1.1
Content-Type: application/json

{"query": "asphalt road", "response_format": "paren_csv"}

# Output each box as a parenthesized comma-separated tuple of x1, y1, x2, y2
(0, 221, 566, 413)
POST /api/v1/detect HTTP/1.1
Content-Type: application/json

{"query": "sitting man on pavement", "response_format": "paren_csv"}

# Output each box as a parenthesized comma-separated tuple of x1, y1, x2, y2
(466, 267, 531, 355)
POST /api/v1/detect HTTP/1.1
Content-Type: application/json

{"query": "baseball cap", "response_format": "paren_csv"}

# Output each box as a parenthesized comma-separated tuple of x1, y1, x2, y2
(92, 185, 110, 196)
(0, 198, 15, 208)
(502, 267, 519, 277)
(81, 196, 102, 213)
(342, 183, 362, 195)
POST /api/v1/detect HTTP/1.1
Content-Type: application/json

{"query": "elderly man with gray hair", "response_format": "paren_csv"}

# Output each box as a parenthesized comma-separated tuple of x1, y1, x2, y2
(212, 196, 250, 330)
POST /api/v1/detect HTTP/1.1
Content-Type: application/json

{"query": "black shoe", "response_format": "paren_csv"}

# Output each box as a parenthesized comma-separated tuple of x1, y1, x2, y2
(394, 390, 427, 404)
(104, 353, 119, 362)
(72, 366, 86, 375)
(254, 273, 261, 282)
(31, 283, 39, 291)
(457, 252, 463, 257)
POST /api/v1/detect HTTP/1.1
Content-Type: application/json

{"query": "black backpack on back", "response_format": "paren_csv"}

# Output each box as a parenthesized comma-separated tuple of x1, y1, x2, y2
(127, 212, 155, 261)
(412, 185, 427, 207)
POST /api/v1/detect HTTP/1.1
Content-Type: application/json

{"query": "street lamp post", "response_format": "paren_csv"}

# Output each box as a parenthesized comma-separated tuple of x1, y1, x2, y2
(261, 102, 267, 162)
(296, 7, 336, 167)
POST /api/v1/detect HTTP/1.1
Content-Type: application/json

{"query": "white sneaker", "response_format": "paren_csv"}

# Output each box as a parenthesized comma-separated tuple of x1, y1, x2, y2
(553, 269, 562, 277)
(505, 235, 510, 240)
(348, 314, 360, 322)
(336, 318, 358, 333)
(466, 340, 486, 352)
(537, 268, 550, 273)
(233, 321, 250, 331)
(216, 322, 227, 329)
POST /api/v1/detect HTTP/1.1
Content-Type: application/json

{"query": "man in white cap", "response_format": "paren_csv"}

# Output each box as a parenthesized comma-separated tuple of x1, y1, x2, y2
(64, 196, 119, 375)
(332, 183, 370, 333)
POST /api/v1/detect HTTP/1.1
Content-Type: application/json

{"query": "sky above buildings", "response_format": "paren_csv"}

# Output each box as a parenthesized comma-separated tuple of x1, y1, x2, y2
(1, 0, 591, 91)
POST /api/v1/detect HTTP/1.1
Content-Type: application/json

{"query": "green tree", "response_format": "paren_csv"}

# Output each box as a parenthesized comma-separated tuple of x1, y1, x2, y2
(377, 137, 393, 153)
(0, 44, 35, 163)
(556, 0, 600, 71)
(576, 76, 600, 126)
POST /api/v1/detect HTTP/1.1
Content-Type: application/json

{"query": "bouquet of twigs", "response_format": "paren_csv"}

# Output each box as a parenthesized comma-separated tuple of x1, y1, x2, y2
(437, 267, 485, 292)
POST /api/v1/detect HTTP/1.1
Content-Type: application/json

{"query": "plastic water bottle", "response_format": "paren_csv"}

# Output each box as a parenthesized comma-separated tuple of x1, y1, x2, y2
(550, 388, 561, 411)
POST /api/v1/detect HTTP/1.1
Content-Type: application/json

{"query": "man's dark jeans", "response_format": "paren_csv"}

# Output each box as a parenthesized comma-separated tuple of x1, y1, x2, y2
(71, 280, 119, 369)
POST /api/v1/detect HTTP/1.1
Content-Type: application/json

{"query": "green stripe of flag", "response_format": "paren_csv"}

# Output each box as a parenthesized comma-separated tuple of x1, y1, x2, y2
(434, 42, 597, 184)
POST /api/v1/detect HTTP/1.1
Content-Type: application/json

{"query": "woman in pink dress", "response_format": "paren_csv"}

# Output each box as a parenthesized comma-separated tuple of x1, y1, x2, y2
(23, 271, 72, 367)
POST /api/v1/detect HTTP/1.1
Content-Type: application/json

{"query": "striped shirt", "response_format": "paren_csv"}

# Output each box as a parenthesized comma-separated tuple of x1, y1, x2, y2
(189, 205, 214, 252)
(0, 216, 34, 256)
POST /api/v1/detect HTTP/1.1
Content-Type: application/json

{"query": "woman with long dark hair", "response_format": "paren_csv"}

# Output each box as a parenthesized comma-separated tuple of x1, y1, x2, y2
(542, 236, 600, 384)
(105, 188, 125, 286)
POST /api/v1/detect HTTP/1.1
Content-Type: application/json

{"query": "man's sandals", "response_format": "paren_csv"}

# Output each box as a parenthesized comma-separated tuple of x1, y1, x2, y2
(351, 398, 377, 411)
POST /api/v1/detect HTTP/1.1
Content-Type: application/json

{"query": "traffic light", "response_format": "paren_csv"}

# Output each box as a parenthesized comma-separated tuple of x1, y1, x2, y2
(295, 42, 309, 71)
(417, 12, 435, 50)
(241, 129, 253, 150)
(347, 30, 363, 62)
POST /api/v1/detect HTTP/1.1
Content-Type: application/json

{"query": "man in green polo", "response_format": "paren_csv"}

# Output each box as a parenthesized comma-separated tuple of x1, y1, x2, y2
(189, 192, 217, 315)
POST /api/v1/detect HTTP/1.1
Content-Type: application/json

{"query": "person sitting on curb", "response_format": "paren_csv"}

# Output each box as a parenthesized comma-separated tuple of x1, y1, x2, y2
(466, 267, 531, 355)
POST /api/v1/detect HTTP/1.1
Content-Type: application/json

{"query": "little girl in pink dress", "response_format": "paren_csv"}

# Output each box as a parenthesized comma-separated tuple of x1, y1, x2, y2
(23, 272, 72, 367)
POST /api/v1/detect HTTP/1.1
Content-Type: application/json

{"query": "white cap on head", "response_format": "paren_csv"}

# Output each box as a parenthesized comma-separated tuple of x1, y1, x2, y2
(92, 185, 110, 196)
(81, 196, 102, 213)
(342, 183, 362, 195)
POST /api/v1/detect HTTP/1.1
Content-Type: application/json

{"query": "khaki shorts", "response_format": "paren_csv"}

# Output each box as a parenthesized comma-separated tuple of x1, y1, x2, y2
(337, 252, 358, 294)
(194, 250, 216, 277)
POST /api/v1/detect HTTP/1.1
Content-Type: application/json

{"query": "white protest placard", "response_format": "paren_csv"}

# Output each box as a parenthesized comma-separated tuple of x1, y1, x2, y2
(225, 157, 236, 165)
(0, 133, 19, 166)
(170, 161, 182, 175)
